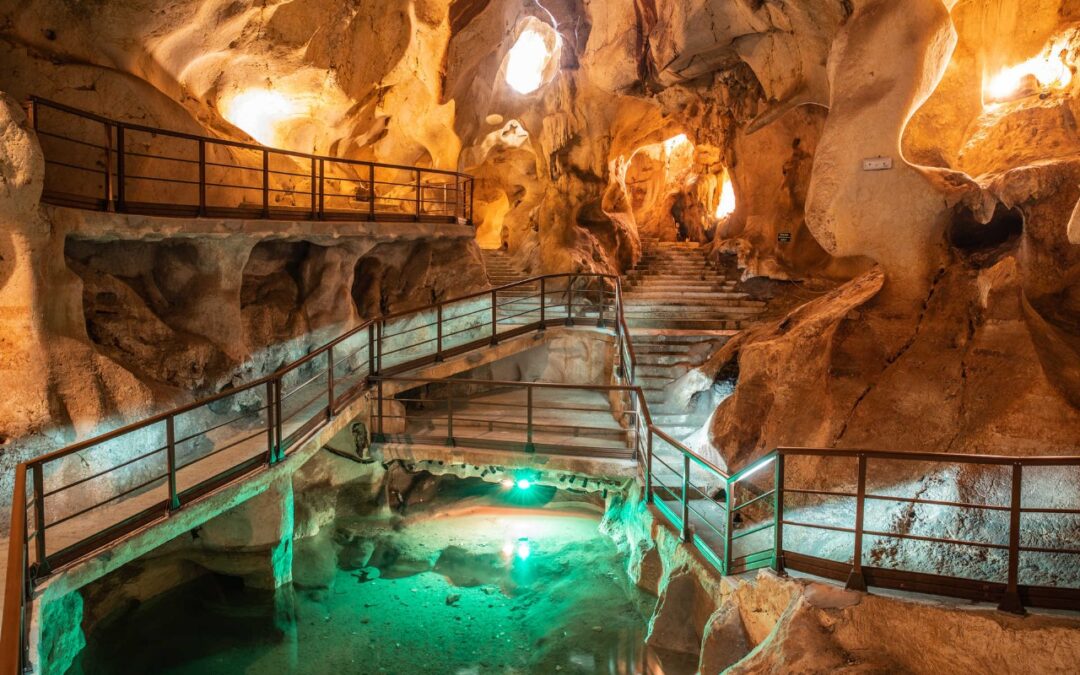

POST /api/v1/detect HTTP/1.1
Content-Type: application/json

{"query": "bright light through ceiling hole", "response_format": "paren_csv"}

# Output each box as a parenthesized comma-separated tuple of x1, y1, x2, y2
(220, 89, 302, 147)
(984, 36, 1075, 104)
(716, 171, 736, 219)
(506, 29, 553, 94)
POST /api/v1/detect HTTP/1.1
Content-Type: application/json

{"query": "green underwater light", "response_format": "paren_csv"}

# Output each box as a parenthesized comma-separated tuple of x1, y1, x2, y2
(515, 479, 531, 490)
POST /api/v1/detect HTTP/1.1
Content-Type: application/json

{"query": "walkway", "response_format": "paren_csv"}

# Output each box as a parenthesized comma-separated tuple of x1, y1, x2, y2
(29, 97, 474, 225)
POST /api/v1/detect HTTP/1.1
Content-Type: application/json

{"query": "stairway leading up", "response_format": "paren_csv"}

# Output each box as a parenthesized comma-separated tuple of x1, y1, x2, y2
(623, 238, 765, 331)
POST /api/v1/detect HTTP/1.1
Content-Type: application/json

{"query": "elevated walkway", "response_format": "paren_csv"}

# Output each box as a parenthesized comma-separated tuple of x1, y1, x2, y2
(2, 101, 1079, 675)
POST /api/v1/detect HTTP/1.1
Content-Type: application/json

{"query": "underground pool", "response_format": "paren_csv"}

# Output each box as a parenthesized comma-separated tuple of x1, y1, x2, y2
(67, 486, 658, 674)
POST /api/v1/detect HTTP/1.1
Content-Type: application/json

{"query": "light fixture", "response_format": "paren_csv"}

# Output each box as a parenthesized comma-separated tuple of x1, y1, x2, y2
(516, 538, 531, 560)
(516, 479, 532, 490)
(501, 478, 515, 489)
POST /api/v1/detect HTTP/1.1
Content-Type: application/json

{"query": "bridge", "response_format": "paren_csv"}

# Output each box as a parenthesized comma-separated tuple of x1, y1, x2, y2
(3, 100, 1080, 673)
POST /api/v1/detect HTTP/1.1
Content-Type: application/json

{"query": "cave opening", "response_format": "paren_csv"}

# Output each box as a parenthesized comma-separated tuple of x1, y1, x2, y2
(504, 19, 560, 95)
(948, 204, 1024, 265)
(620, 134, 734, 242)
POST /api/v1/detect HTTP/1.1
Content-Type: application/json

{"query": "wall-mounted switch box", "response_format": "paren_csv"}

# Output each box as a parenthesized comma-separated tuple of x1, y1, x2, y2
(862, 156, 893, 171)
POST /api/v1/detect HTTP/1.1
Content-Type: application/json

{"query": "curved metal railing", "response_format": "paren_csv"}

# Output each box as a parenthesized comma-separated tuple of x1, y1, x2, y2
(3, 272, 1079, 671)
(26, 97, 474, 225)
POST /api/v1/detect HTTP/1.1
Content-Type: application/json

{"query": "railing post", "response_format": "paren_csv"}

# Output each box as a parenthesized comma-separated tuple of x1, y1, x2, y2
(525, 385, 536, 453)
(645, 427, 653, 504)
(266, 381, 276, 463)
(614, 282, 622, 339)
(376, 321, 384, 373)
(32, 466, 47, 575)
(597, 283, 606, 328)
(368, 164, 376, 221)
(166, 416, 180, 511)
(310, 157, 317, 220)
(435, 304, 444, 361)
(454, 173, 461, 221)
(445, 387, 455, 447)
(262, 149, 270, 218)
(197, 139, 206, 217)
(724, 478, 734, 575)
(469, 178, 475, 226)
(846, 453, 868, 592)
(368, 323, 377, 377)
(565, 276, 575, 326)
(319, 158, 326, 219)
(681, 453, 691, 542)
(999, 462, 1025, 613)
(103, 122, 113, 210)
(773, 453, 785, 574)
(273, 378, 284, 463)
(415, 169, 422, 221)
(490, 289, 499, 345)
(327, 345, 335, 416)
(115, 125, 126, 212)
(374, 380, 386, 443)
(538, 277, 546, 331)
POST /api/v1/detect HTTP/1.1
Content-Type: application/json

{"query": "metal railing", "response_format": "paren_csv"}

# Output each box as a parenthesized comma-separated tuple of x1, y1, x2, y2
(3, 271, 1079, 672)
(0, 272, 614, 672)
(26, 97, 475, 225)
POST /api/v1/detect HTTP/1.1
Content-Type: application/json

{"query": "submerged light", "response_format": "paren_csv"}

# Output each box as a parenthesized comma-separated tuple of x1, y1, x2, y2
(516, 538, 531, 560)
(516, 479, 532, 490)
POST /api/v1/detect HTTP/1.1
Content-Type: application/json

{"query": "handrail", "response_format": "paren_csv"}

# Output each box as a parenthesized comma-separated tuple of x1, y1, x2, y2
(0, 466, 27, 673)
(0, 271, 619, 669)
(26, 96, 476, 225)
(4, 267, 1080, 669)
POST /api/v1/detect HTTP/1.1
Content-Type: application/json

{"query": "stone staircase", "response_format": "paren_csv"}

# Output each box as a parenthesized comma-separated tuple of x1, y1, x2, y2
(481, 248, 543, 321)
(633, 334, 728, 438)
(622, 238, 766, 331)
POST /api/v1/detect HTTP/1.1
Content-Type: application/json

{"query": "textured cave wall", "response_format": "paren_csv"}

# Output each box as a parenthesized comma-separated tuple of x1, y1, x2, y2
(0, 0, 861, 279)
(631, 0, 1080, 500)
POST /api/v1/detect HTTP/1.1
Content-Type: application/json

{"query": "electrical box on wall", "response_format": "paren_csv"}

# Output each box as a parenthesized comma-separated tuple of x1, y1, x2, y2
(862, 156, 893, 171)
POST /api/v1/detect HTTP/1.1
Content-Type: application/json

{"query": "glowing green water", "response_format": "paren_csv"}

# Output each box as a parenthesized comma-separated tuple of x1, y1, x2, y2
(70, 506, 654, 674)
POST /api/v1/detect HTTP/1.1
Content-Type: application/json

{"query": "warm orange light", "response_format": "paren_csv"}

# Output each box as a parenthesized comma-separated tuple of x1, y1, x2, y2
(219, 89, 303, 146)
(715, 171, 736, 219)
(984, 36, 1074, 105)
(663, 134, 690, 154)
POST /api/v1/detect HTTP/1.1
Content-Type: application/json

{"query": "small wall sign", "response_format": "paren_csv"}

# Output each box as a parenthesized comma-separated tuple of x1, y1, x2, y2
(862, 156, 893, 171)
(777, 232, 792, 243)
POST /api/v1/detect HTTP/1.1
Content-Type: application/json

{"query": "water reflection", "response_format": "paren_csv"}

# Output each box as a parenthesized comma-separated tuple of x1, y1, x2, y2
(70, 506, 694, 674)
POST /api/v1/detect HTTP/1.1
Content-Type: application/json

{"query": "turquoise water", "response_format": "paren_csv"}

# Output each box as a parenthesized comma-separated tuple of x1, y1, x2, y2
(70, 504, 656, 674)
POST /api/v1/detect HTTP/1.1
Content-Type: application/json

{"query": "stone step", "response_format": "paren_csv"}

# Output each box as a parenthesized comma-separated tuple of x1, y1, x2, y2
(635, 364, 694, 378)
(622, 306, 764, 317)
(627, 283, 739, 292)
(623, 292, 747, 303)
(624, 298, 763, 308)
(628, 318, 745, 330)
